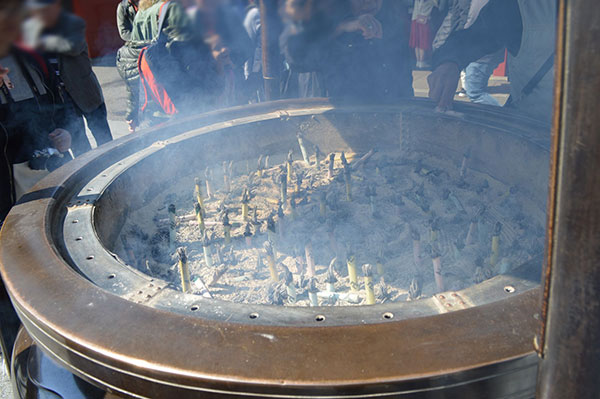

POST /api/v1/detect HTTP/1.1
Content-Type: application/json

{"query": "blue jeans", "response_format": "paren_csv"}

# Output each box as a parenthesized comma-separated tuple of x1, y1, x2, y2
(463, 52, 504, 106)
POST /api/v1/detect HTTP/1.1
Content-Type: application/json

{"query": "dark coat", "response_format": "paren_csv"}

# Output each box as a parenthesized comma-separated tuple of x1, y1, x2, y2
(116, 0, 144, 85)
(35, 11, 105, 113)
(281, 0, 414, 102)
(0, 47, 69, 222)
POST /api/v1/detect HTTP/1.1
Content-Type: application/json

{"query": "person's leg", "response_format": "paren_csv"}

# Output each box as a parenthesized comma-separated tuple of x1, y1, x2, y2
(463, 61, 501, 106)
(83, 103, 113, 147)
(125, 77, 140, 133)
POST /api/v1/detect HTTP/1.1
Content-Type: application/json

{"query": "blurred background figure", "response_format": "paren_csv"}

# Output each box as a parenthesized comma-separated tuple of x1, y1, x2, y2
(242, 0, 263, 103)
(23, 0, 112, 155)
(429, 0, 556, 123)
(188, 0, 253, 106)
(432, 0, 503, 106)
(116, 0, 141, 132)
(410, 0, 435, 69)
(281, 0, 414, 102)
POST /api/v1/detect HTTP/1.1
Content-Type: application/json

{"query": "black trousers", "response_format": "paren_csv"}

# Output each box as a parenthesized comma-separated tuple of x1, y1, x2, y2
(64, 96, 113, 157)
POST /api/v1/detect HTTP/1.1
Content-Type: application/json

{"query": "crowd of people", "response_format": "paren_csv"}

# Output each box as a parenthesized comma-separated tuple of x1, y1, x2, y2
(0, 0, 557, 227)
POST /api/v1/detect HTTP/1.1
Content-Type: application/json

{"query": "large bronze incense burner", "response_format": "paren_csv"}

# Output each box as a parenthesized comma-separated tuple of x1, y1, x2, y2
(0, 99, 550, 398)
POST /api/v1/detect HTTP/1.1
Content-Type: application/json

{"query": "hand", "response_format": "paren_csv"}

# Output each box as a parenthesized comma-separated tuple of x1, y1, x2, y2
(0, 65, 9, 88)
(427, 62, 461, 111)
(337, 14, 383, 39)
(49, 129, 71, 153)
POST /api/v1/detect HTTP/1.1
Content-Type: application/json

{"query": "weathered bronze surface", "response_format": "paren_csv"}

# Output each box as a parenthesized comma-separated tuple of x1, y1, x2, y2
(0, 99, 549, 398)
(536, 0, 600, 397)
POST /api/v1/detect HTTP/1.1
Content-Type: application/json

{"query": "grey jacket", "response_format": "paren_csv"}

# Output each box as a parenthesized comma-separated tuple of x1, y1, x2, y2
(36, 11, 104, 113)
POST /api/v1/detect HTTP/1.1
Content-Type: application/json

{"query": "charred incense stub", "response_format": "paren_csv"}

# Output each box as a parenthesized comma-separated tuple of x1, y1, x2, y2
(341, 152, 352, 201)
(305, 240, 315, 277)
(286, 150, 293, 183)
(222, 210, 231, 245)
(282, 265, 297, 304)
(408, 276, 421, 301)
(241, 188, 250, 221)
(431, 244, 445, 292)
(177, 247, 191, 293)
(326, 258, 338, 293)
(202, 231, 214, 268)
(194, 178, 204, 209)
(363, 264, 376, 305)
(168, 204, 177, 249)
(297, 132, 310, 165)
(491, 222, 502, 267)
(194, 203, 205, 231)
(204, 167, 213, 199)
(279, 168, 288, 204)
(328, 153, 335, 179)
(263, 241, 279, 282)
(346, 253, 359, 292)
(243, 223, 253, 248)
(257, 155, 264, 178)
(308, 277, 319, 307)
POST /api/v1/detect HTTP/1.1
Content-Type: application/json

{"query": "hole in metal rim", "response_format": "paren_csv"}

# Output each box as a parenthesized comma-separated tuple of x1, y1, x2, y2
(72, 220, 79, 224)
(75, 237, 83, 241)
(191, 305, 199, 311)
(107, 274, 116, 279)
(383, 312, 394, 320)
(249, 313, 259, 319)
(86, 255, 94, 260)
(504, 285, 516, 293)
(315, 315, 326, 322)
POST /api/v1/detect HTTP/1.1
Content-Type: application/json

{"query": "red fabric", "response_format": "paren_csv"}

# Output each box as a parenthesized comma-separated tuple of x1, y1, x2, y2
(409, 20, 432, 50)
(14, 45, 49, 78)
(138, 48, 178, 115)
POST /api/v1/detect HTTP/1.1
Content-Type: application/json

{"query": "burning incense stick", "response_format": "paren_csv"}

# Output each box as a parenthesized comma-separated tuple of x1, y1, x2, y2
(328, 153, 335, 179)
(263, 241, 279, 282)
(177, 247, 191, 293)
(319, 191, 327, 221)
(305, 241, 315, 277)
(241, 188, 250, 221)
(277, 203, 285, 238)
(430, 244, 445, 292)
(243, 222, 253, 248)
(295, 170, 303, 194)
(222, 161, 231, 193)
(459, 149, 470, 179)
(314, 145, 322, 169)
(326, 258, 338, 293)
(168, 204, 177, 249)
(222, 210, 231, 245)
(202, 231, 214, 268)
(376, 252, 385, 277)
(367, 185, 377, 217)
(282, 266, 297, 304)
(408, 276, 421, 300)
(308, 277, 319, 307)
(490, 222, 502, 266)
(429, 217, 440, 243)
(257, 155, 264, 178)
(341, 152, 352, 201)
(410, 226, 421, 267)
(266, 214, 276, 243)
(279, 169, 288, 204)
(194, 178, 204, 208)
(204, 167, 213, 199)
(297, 132, 310, 164)
(194, 203, 205, 231)
(287, 150, 293, 183)
(363, 264, 376, 305)
(346, 253, 359, 292)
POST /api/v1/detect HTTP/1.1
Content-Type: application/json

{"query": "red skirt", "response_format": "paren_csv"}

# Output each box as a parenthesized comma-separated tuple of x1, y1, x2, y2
(409, 20, 432, 51)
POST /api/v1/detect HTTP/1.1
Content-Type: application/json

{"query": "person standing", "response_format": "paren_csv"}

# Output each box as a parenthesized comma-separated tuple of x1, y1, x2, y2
(1, 0, 72, 363)
(116, 0, 142, 132)
(24, 0, 113, 155)
(410, 0, 435, 69)
(282, 0, 414, 102)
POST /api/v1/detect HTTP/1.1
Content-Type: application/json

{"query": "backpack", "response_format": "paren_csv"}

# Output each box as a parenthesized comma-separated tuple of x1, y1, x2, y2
(138, 1, 221, 116)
